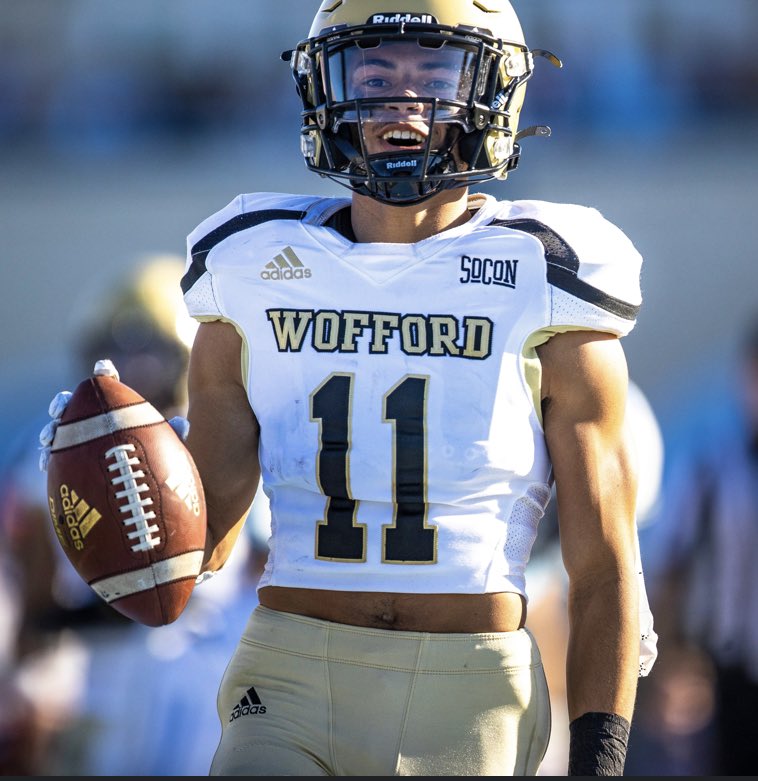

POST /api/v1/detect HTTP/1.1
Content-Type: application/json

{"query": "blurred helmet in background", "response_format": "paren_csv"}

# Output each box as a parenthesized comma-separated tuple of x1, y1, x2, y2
(74, 254, 197, 415)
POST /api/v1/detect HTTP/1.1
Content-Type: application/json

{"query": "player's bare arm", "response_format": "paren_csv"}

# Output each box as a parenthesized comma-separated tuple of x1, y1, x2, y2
(538, 329, 640, 723)
(186, 320, 261, 574)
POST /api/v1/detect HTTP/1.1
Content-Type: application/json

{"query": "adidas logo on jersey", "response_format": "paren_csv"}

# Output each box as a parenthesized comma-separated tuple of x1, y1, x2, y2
(261, 247, 312, 280)
(229, 686, 266, 721)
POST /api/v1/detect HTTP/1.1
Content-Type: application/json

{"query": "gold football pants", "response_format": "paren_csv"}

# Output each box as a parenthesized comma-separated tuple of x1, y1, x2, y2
(211, 604, 550, 776)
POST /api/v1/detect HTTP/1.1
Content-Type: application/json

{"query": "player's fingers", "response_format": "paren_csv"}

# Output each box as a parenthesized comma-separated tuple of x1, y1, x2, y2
(39, 419, 59, 447)
(168, 415, 190, 442)
(195, 570, 216, 586)
(93, 358, 120, 380)
(39, 447, 51, 472)
(48, 390, 72, 420)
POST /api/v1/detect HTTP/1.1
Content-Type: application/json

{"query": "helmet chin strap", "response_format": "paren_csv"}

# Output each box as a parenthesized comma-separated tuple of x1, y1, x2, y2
(360, 151, 458, 204)
(330, 121, 464, 205)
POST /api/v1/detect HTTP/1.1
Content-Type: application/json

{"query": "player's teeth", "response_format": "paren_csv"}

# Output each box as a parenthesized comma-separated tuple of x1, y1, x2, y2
(383, 130, 423, 142)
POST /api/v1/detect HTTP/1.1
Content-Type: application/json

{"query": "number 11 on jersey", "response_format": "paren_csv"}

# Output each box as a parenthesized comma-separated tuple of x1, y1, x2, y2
(310, 372, 437, 564)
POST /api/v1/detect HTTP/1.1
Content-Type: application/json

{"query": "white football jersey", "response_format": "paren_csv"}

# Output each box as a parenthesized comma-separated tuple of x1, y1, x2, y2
(182, 192, 642, 599)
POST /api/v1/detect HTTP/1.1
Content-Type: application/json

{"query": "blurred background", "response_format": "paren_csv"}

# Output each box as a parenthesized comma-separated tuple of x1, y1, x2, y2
(1, 0, 757, 775)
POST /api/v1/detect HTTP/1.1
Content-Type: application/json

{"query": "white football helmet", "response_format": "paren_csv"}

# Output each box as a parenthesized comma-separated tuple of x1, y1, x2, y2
(284, 0, 560, 205)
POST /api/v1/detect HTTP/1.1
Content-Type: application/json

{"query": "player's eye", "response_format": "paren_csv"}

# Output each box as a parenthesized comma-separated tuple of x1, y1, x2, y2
(425, 79, 456, 94)
(362, 77, 390, 90)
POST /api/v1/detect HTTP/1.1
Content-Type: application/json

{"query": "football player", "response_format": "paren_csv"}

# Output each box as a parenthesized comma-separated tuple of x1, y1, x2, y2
(42, 0, 656, 775)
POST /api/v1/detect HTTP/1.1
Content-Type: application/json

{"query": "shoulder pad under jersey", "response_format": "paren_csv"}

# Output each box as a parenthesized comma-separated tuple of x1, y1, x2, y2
(181, 192, 343, 319)
(495, 199, 643, 336)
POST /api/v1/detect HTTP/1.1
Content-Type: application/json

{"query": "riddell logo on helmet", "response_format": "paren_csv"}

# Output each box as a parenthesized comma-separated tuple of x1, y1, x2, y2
(386, 159, 417, 170)
(369, 13, 437, 24)
(491, 90, 508, 111)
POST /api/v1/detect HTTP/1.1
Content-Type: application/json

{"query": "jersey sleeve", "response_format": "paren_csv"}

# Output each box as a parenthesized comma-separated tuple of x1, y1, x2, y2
(181, 192, 327, 322)
(182, 194, 245, 321)
(508, 201, 643, 337)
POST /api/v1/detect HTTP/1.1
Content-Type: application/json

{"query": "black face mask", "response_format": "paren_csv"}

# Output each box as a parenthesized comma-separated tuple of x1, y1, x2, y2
(286, 24, 559, 206)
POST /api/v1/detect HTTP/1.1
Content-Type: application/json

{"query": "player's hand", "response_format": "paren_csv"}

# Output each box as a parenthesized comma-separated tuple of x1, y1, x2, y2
(38, 358, 189, 471)
(38, 359, 120, 472)
(39, 389, 73, 471)
(167, 415, 190, 443)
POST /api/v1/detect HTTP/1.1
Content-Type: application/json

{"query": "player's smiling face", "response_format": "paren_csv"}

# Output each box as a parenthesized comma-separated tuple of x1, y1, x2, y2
(331, 39, 475, 155)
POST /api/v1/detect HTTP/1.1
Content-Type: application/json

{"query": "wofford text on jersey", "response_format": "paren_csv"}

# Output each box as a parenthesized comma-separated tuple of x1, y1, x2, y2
(266, 309, 493, 359)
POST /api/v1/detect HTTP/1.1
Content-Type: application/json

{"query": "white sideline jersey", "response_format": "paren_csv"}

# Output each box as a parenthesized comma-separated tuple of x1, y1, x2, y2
(182, 191, 642, 599)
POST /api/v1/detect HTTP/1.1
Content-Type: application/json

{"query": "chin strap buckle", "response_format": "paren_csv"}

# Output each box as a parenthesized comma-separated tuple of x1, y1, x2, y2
(515, 125, 552, 142)
(531, 49, 564, 69)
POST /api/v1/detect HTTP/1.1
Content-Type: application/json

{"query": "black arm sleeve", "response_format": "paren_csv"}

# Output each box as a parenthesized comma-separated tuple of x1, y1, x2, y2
(568, 711, 630, 776)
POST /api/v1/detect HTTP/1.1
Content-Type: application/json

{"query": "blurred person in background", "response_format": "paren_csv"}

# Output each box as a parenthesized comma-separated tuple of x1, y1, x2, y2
(0, 546, 37, 775)
(0, 254, 269, 774)
(1, 254, 195, 661)
(1, 254, 194, 773)
(634, 312, 758, 775)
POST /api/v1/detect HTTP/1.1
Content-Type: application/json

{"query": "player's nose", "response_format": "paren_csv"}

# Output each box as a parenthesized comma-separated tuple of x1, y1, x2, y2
(386, 89, 424, 115)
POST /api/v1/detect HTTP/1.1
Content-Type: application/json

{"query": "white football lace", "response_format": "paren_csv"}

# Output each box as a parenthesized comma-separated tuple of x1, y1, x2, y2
(105, 443, 161, 552)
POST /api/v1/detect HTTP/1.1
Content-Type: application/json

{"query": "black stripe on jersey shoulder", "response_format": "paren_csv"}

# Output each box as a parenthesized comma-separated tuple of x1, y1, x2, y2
(490, 218, 639, 321)
(181, 208, 306, 294)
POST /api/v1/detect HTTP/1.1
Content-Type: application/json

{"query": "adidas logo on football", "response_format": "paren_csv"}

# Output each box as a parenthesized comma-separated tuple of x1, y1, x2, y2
(51, 484, 102, 552)
(229, 686, 266, 721)
(261, 247, 311, 280)
(164, 458, 203, 518)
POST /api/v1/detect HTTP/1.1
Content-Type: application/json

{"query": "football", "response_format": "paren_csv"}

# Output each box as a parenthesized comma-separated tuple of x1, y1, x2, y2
(46, 368, 207, 627)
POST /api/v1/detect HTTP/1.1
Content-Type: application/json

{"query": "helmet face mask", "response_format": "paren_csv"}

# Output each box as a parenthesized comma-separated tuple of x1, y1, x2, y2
(326, 38, 480, 126)
(287, 1, 551, 206)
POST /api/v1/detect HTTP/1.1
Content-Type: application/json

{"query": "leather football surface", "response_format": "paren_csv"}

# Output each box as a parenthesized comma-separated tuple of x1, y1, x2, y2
(46, 372, 207, 626)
